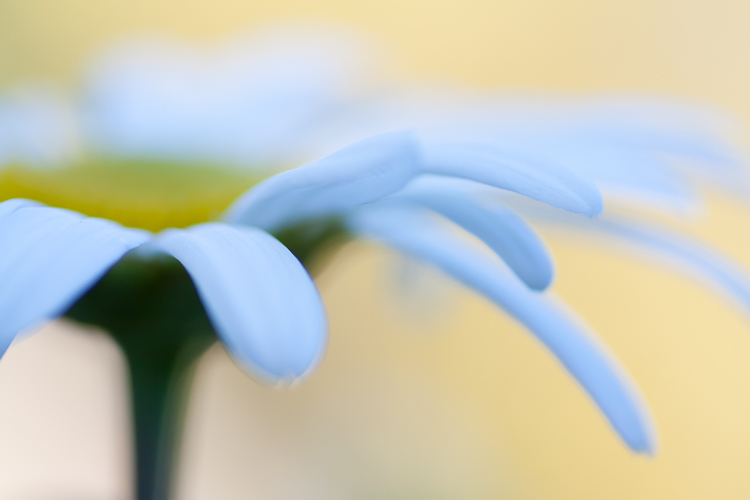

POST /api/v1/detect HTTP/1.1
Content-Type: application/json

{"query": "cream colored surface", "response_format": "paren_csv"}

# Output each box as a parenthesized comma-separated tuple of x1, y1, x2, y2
(2, 0, 750, 498)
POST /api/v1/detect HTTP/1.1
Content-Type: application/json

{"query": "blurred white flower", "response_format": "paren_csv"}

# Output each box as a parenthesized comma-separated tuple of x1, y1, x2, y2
(83, 23, 385, 167)
(0, 85, 81, 167)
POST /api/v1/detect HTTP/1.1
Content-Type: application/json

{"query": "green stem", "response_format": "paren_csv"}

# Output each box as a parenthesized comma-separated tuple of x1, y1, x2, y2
(120, 338, 208, 500)
(64, 255, 218, 500)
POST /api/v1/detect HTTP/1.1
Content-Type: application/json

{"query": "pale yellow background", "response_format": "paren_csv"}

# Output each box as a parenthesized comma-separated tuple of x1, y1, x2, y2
(2, 0, 750, 499)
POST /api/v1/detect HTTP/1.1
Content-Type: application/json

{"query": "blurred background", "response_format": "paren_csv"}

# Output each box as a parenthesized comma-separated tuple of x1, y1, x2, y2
(3, 0, 750, 499)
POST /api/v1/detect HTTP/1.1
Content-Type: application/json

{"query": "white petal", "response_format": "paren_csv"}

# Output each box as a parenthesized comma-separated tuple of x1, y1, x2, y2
(419, 141, 604, 217)
(152, 223, 327, 383)
(543, 144, 701, 214)
(603, 221, 750, 313)
(529, 210, 750, 317)
(348, 205, 656, 453)
(0, 86, 81, 168)
(390, 180, 554, 290)
(0, 200, 150, 353)
(0, 198, 40, 217)
(84, 25, 377, 165)
(224, 131, 420, 231)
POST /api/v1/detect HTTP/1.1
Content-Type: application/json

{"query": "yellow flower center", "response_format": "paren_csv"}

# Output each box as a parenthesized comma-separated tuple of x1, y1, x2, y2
(0, 159, 268, 231)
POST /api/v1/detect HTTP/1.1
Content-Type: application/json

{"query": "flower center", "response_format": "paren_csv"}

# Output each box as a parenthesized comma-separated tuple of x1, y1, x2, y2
(0, 159, 268, 231)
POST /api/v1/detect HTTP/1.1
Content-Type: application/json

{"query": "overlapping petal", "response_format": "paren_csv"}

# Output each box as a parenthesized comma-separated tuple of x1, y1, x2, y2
(226, 130, 606, 242)
(84, 25, 377, 165)
(390, 178, 554, 290)
(524, 209, 750, 316)
(419, 141, 604, 217)
(348, 204, 655, 453)
(224, 131, 420, 230)
(558, 98, 745, 171)
(319, 90, 745, 211)
(523, 144, 699, 213)
(0, 199, 150, 354)
(599, 221, 750, 313)
(151, 223, 327, 383)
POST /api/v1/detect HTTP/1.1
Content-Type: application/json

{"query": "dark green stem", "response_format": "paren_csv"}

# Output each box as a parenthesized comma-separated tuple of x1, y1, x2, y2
(65, 254, 218, 500)
(120, 336, 209, 500)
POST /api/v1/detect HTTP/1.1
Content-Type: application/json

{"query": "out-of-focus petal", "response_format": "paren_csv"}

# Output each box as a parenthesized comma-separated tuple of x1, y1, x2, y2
(84, 24, 379, 166)
(0, 86, 81, 168)
(224, 131, 420, 230)
(391, 178, 554, 290)
(420, 142, 604, 217)
(151, 223, 327, 383)
(526, 210, 750, 316)
(563, 98, 746, 172)
(540, 145, 700, 214)
(348, 205, 656, 454)
(0, 200, 150, 354)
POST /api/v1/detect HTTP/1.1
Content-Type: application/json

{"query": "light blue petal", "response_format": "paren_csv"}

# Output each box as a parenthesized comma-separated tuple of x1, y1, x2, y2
(524, 209, 750, 317)
(0, 200, 150, 354)
(391, 178, 554, 290)
(602, 222, 750, 312)
(152, 223, 327, 383)
(348, 205, 656, 453)
(0, 198, 40, 217)
(84, 26, 376, 166)
(427, 95, 745, 173)
(420, 128, 699, 211)
(540, 144, 700, 213)
(224, 131, 420, 230)
(419, 141, 604, 217)
(568, 101, 745, 171)
(516, 100, 749, 193)
(0, 87, 80, 168)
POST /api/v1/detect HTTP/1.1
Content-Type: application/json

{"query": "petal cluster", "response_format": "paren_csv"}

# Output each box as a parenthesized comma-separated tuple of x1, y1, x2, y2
(0, 200, 327, 382)
(347, 203, 655, 453)
(8, 43, 745, 456)
(0, 127, 658, 453)
(323, 87, 750, 327)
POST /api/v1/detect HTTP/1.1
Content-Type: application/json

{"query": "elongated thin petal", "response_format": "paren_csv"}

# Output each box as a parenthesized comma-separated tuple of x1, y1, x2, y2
(348, 205, 655, 453)
(605, 223, 750, 312)
(224, 131, 420, 230)
(391, 179, 554, 290)
(543, 144, 700, 213)
(568, 99, 745, 171)
(85, 27, 376, 165)
(0, 200, 150, 354)
(525, 209, 750, 316)
(152, 223, 327, 383)
(419, 141, 603, 217)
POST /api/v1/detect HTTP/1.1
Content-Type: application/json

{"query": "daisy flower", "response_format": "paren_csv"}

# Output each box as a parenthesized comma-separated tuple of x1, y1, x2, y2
(5, 29, 733, 500)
